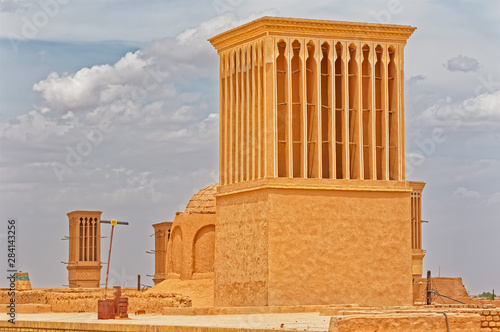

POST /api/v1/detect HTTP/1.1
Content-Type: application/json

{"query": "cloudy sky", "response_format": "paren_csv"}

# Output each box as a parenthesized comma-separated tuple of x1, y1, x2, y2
(0, 0, 498, 295)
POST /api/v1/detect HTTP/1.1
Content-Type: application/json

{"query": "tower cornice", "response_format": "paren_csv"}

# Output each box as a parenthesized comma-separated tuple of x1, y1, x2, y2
(209, 16, 417, 52)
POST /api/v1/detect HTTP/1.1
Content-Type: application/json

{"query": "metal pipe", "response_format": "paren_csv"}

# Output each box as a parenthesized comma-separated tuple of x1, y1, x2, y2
(104, 224, 115, 299)
(426, 270, 432, 305)
(436, 312, 450, 332)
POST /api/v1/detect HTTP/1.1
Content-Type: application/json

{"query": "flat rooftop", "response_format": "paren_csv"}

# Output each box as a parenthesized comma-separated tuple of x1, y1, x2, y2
(2, 312, 331, 331)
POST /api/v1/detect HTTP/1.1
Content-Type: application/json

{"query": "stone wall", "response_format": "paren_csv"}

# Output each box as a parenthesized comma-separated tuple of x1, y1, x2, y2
(329, 313, 480, 332)
(481, 309, 500, 331)
(0, 288, 191, 314)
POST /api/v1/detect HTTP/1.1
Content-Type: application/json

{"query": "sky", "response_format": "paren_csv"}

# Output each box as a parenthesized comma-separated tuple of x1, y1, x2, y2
(0, 0, 498, 295)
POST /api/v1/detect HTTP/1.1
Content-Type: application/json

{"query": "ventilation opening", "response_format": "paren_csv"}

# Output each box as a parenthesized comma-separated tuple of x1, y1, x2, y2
(276, 40, 288, 177)
(321, 42, 331, 179)
(348, 45, 359, 179)
(388, 46, 398, 180)
(362, 45, 372, 180)
(306, 41, 318, 178)
(375, 45, 384, 180)
(334, 42, 344, 179)
(291, 40, 303, 178)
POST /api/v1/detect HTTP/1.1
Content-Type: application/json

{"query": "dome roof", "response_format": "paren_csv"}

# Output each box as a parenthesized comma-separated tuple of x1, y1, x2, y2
(184, 184, 217, 214)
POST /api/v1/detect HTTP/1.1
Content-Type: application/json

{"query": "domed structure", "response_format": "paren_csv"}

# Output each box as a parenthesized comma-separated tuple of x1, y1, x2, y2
(184, 184, 217, 214)
(152, 184, 217, 284)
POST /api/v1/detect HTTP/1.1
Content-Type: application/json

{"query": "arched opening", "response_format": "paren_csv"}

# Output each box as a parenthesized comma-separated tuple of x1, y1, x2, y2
(276, 40, 288, 177)
(334, 42, 344, 179)
(375, 45, 384, 180)
(321, 42, 331, 179)
(230, 50, 237, 184)
(348, 44, 359, 179)
(192, 225, 215, 275)
(388, 46, 398, 180)
(79, 218, 83, 261)
(170, 227, 183, 276)
(362, 44, 372, 179)
(306, 41, 318, 178)
(291, 40, 303, 178)
(84, 217, 88, 261)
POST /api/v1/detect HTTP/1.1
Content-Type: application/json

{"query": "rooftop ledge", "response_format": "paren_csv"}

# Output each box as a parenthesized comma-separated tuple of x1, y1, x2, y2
(209, 16, 417, 51)
(216, 177, 415, 197)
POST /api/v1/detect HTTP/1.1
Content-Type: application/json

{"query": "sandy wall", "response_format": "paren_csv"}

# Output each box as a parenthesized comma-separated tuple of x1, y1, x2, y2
(0, 288, 191, 314)
(215, 183, 413, 307)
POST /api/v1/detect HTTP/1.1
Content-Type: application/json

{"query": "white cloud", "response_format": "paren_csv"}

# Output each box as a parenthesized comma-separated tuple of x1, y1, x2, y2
(419, 89, 500, 128)
(0, 109, 77, 142)
(32, 51, 154, 112)
(453, 187, 481, 199)
(487, 193, 500, 205)
(445, 55, 480, 72)
(406, 75, 426, 85)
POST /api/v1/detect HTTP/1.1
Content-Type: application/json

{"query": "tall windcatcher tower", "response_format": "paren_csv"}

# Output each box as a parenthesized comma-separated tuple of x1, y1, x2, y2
(67, 211, 102, 288)
(209, 17, 418, 307)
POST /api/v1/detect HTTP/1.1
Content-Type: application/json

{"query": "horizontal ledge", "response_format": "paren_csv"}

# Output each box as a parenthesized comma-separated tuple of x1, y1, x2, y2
(217, 177, 412, 196)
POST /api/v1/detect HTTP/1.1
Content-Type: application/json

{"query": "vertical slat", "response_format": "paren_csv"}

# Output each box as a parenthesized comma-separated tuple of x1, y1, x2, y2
(219, 53, 225, 185)
(356, 41, 364, 179)
(286, 38, 293, 177)
(240, 46, 246, 182)
(90, 219, 94, 261)
(329, 41, 336, 178)
(251, 43, 257, 180)
(398, 43, 405, 181)
(315, 39, 322, 178)
(382, 43, 389, 180)
(224, 52, 230, 185)
(235, 48, 241, 183)
(264, 36, 275, 178)
(301, 39, 307, 177)
(95, 220, 99, 263)
(413, 193, 416, 249)
(417, 193, 420, 249)
(370, 43, 377, 180)
(257, 41, 262, 179)
(245, 44, 253, 181)
(262, 39, 268, 178)
(418, 193, 422, 249)
(85, 218, 89, 261)
(229, 51, 235, 184)
(342, 41, 350, 179)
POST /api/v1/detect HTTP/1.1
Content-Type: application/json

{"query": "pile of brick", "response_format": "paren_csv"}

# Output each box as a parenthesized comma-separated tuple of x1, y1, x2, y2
(481, 309, 500, 331)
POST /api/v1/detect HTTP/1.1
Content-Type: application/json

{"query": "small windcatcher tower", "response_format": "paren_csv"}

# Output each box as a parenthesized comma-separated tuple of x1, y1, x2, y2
(67, 211, 102, 288)
(209, 17, 418, 307)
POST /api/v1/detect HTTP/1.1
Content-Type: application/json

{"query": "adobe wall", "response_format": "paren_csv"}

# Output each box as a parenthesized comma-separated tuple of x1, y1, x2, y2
(413, 277, 476, 304)
(215, 189, 269, 307)
(0, 288, 191, 314)
(267, 188, 412, 307)
(215, 184, 412, 307)
(329, 313, 481, 332)
(166, 213, 216, 280)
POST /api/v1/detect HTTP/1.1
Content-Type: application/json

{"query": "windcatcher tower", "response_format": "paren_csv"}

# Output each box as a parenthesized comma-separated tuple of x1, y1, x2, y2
(67, 211, 102, 288)
(209, 17, 417, 307)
